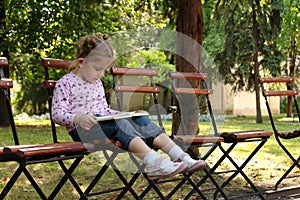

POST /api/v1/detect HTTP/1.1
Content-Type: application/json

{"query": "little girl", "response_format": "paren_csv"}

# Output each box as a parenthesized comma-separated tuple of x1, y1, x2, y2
(51, 32, 206, 179)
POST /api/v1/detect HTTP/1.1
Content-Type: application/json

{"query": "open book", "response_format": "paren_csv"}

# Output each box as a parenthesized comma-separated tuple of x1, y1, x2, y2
(96, 110, 149, 121)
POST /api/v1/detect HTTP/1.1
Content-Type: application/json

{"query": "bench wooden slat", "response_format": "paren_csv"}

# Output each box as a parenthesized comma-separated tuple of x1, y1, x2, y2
(278, 130, 300, 139)
(3, 144, 43, 154)
(0, 57, 8, 67)
(16, 142, 94, 158)
(43, 80, 57, 89)
(173, 135, 224, 144)
(169, 71, 208, 80)
(259, 77, 294, 83)
(41, 57, 73, 69)
(111, 67, 158, 76)
(3, 142, 94, 158)
(0, 147, 16, 162)
(3, 142, 87, 153)
(174, 88, 213, 95)
(0, 78, 13, 89)
(114, 85, 160, 93)
(220, 130, 272, 142)
(263, 90, 298, 97)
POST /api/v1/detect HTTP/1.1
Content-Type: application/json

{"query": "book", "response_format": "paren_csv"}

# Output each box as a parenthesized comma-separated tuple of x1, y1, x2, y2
(96, 110, 149, 121)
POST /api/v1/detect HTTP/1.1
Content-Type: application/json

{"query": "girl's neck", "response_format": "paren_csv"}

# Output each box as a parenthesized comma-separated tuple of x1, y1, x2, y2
(72, 68, 84, 79)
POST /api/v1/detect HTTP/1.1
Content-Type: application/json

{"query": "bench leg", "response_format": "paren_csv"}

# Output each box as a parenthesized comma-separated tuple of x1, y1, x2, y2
(48, 156, 85, 199)
(275, 156, 300, 190)
(213, 141, 267, 199)
(0, 165, 23, 200)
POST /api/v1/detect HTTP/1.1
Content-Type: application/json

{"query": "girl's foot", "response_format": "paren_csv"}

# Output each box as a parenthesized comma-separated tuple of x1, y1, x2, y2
(177, 153, 207, 172)
(146, 157, 188, 179)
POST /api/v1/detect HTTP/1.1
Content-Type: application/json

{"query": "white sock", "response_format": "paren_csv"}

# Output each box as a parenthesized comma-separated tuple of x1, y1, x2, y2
(143, 151, 161, 167)
(168, 145, 197, 167)
(168, 145, 185, 161)
(143, 151, 176, 172)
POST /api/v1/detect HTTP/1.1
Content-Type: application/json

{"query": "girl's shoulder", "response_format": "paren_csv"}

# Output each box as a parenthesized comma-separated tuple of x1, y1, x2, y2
(58, 72, 76, 82)
(56, 72, 77, 87)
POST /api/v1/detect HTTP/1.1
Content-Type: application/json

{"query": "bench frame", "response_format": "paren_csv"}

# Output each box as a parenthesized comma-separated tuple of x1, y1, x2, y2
(169, 71, 272, 199)
(260, 77, 300, 198)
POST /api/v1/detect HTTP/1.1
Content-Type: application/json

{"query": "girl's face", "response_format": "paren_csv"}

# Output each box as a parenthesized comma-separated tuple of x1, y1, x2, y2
(77, 56, 113, 83)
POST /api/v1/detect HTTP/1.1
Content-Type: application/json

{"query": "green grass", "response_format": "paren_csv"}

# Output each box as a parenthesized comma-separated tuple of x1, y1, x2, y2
(0, 115, 299, 199)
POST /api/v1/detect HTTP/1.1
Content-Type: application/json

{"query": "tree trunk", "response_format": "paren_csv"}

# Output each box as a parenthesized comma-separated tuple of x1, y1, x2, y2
(252, 3, 262, 123)
(0, 1, 10, 126)
(287, 34, 296, 117)
(173, 0, 204, 158)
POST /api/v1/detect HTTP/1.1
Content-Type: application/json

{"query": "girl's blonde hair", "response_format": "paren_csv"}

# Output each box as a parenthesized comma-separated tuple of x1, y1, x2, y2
(70, 32, 114, 68)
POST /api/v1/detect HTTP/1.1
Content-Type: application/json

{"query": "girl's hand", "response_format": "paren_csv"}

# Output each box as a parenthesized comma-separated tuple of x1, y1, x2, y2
(74, 114, 98, 130)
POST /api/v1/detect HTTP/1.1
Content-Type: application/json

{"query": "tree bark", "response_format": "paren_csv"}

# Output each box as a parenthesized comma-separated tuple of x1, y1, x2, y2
(173, 0, 204, 158)
(287, 34, 296, 117)
(252, 3, 262, 123)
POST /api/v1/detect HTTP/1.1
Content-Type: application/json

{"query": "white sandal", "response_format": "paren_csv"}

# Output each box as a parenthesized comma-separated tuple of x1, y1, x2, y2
(177, 153, 207, 172)
(146, 157, 188, 179)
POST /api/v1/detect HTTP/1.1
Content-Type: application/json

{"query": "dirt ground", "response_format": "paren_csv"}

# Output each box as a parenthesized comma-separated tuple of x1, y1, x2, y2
(213, 157, 300, 200)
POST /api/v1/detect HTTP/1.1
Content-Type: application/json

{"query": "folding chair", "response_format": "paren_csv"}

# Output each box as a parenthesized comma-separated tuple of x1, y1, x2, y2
(41, 57, 142, 200)
(110, 66, 227, 200)
(0, 57, 93, 200)
(259, 77, 300, 197)
(169, 71, 273, 199)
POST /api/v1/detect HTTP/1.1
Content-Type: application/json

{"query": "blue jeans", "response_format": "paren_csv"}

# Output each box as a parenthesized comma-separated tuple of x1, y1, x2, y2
(69, 116, 165, 150)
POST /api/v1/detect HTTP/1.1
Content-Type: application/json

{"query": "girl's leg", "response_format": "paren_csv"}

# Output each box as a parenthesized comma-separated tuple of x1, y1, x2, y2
(128, 137, 152, 159)
(100, 119, 188, 179)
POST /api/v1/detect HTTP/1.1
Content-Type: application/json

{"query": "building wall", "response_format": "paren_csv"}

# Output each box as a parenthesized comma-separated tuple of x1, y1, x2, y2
(223, 85, 280, 116)
(109, 78, 280, 116)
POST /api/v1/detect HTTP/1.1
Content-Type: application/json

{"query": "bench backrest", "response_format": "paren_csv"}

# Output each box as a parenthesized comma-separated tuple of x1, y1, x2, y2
(41, 57, 73, 143)
(168, 71, 218, 136)
(259, 77, 300, 139)
(111, 66, 163, 127)
(0, 57, 19, 145)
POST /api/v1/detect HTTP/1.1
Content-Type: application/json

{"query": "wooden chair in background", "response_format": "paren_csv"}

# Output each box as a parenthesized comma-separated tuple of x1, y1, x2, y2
(260, 77, 300, 198)
(169, 71, 273, 199)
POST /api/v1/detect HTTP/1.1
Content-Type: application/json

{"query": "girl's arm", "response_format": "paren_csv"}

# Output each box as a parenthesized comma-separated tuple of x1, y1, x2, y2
(51, 79, 75, 127)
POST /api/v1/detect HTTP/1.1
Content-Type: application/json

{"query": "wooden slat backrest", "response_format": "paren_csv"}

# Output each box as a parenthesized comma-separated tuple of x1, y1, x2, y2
(169, 71, 208, 80)
(111, 66, 163, 127)
(41, 57, 73, 89)
(111, 66, 158, 76)
(41, 57, 73, 69)
(259, 77, 298, 95)
(0, 57, 9, 80)
(259, 76, 300, 139)
(259, 77, 299, 97)
(0, 57, 8, 67)
(41, 57, 73, 143)
(169, 71, 213, 95)
(111, 66, 161, 93)
(259, 77, 294, 84)
(0, 57, 13, 89)
(0, 57, 19, 145)
(0, 78, 13, 89)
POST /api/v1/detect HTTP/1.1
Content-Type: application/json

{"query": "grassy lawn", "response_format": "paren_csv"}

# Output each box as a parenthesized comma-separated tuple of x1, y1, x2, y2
(0, 115, 299, 199)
